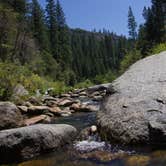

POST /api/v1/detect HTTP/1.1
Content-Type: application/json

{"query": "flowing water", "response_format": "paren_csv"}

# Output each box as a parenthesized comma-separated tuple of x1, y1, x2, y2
(3, 101, 166, 166)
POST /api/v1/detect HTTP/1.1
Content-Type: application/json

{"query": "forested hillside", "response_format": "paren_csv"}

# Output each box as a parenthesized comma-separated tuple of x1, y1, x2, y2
(71, 29, 129, 81)
(0, 0, 165, 100)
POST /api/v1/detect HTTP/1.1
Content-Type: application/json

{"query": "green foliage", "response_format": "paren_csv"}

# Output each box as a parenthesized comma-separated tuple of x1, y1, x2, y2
(31, 0, 49, 50)
(27, 51, 59, 80)
(3, 0, 166, 99)
(45, 0, 58, 57)
(104, 70, 117, 83)
(0, 0, 132, 90)
(151, 0, 166, 43)
(92, 70, 117, 84)
(0, 63, 30, 100)
(137, 1, 166, 55)
(128, 6, 137, 40)
(0, 62, 71, 100)
(71, 29, 129, 80)
(47, 81, 73, 96)
(0, 5, 18, 61)
(93, 75, 107, 85)
(120, 50, 142, 73)
(75, 79, 93, 89)
(152, 43, 166, 54)
(1, 0, 26, 14)
(62, 70, 77, 86)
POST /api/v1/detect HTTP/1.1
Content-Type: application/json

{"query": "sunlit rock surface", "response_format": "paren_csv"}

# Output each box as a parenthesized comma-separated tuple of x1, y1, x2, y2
(98, 51, 166, 145)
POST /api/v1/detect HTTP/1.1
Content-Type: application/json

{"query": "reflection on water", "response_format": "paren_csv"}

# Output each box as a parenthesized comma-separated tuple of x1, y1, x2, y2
(3, 111, 166, 166)
(17, 150, 166, 166)
(125, 155, 150, 166)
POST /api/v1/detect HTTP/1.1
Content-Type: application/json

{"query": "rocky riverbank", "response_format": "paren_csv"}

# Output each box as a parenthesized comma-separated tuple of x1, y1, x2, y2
(0, 84, 109, 130)
(0, 84, 109, 163)
(17, 85, 108, 127)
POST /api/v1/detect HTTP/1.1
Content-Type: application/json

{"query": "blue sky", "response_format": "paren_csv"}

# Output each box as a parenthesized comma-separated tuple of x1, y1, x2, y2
(40, 0, 151, 36)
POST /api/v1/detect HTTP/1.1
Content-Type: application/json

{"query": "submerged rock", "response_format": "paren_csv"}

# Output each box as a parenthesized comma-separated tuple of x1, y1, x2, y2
(79, 150, 127, 162)
(0, 102, 23, 130)
(97, 51, 166, 145)
(0, 124, 77, 163)
(125, 155, 150, 166)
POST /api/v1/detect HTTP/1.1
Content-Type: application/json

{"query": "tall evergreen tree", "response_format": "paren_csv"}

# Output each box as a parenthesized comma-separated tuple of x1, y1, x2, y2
(55, 0, 72, 69)
(45, 0, 58, 57)
(128, 6, 137, 40)
(151, 0, 166, 43)
(55, 0, 65, 27)
(137, 1, 166, 55)
(31, 0, 49, 50)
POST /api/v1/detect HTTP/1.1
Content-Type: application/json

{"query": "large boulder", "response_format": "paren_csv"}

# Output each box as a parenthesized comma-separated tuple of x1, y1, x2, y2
(0, 102, 23, 130)
(0, 124, 77, 163)
(97, 51, 166, 145)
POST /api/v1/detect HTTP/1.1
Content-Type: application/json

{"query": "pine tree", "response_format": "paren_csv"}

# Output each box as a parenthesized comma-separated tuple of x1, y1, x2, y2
(128, 6, 137, 40)
(151, 0, 166, 43)
(55, 0, 66, 27)
(55, 0, 72, 69)
(31, 0, 49, 50)
(45, 0, 58, 57)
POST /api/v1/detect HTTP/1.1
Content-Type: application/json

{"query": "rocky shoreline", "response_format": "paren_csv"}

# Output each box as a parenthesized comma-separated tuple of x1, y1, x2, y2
(2, 51, 166, 164)
(0, 84, 109, 163)
(18, 85, 108, 127)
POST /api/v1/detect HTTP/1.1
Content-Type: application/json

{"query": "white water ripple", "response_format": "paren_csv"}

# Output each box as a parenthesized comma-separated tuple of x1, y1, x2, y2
(74, 141, 106, 152)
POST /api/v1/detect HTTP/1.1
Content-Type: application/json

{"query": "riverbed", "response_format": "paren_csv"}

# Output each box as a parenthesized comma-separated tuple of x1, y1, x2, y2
(2, 109, 166, 166)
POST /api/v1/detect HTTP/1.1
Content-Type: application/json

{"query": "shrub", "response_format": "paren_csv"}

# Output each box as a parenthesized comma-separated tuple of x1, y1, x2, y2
(46, 81, 73, 96)
(0, 62, 70, 100)
(152, 43, 166, 54)
(0, 63, 30, 100)
(120, 49, 142, 74)
(104, 70, 117, 83)
(75, 79, 93, 89)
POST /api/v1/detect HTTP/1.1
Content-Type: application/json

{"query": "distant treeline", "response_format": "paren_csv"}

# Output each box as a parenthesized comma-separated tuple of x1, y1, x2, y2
(0, 0, 132, 86)
(0, 0, 165, 89)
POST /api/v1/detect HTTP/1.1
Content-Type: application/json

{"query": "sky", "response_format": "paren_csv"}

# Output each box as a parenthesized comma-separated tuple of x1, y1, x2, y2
(40, 0, 151, 36)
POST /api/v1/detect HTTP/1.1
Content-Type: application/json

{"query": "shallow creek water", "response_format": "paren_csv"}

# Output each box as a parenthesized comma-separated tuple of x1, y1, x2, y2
(3, 101, 166, 166)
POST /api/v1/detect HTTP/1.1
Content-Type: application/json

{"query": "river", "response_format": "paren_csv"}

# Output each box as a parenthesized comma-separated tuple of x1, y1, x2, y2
(3, 101, 166, 166)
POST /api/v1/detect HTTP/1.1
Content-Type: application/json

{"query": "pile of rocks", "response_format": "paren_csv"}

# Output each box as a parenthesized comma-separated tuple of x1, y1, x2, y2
(0, 83, 110, 129)
(0, 101, 77, 163)
(0, 85, 109, 163)
(14, 85, 109, 127)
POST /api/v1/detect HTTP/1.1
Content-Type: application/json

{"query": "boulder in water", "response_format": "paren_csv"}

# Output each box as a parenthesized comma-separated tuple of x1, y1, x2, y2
(0, 124, 77, 163)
